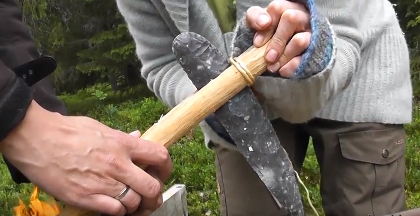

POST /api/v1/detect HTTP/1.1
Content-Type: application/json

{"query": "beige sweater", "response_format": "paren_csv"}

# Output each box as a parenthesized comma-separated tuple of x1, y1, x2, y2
(116, 0, 412, 147)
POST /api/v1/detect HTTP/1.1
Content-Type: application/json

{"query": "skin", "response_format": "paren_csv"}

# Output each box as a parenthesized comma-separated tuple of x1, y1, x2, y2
(245, 0, 311, 77)
(0, 100, 173, 216)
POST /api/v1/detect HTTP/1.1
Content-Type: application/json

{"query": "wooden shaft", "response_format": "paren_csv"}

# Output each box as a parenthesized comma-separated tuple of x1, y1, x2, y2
(58, 41, 270, 216)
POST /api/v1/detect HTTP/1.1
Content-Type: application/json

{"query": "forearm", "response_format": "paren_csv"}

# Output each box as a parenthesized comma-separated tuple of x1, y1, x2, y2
(0, 0, 36, 137)
(141, 57, 197, 108)
(117, 0, 196, 108)
(0, 0, 67, 184)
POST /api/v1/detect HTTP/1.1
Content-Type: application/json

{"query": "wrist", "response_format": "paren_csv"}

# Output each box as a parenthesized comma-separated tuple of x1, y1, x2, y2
(0, 77, 33, 142)
(0, 100, 61, 154)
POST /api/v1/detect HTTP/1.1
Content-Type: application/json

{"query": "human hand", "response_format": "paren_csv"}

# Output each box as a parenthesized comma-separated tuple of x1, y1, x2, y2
(128, 167, 165, 216)
(0, 100, 173, 216)
(245, 0, 311, 77)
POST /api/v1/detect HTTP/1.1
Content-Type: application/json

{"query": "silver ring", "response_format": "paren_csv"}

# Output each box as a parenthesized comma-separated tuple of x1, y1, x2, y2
(114, 186, 130, 200)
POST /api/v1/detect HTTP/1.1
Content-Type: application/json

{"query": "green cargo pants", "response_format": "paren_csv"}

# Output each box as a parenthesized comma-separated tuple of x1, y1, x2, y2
(211, 118, 407, 216)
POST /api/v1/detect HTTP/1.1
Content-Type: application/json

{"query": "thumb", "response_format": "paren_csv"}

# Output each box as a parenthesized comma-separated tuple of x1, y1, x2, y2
(129, 130, 141, 138)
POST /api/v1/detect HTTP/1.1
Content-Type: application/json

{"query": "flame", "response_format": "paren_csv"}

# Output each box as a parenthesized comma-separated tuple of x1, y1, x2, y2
(14, 186, 61, 216)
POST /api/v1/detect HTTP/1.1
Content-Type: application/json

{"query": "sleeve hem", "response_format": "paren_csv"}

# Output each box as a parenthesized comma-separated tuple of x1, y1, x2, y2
(0, 77, 33, 142)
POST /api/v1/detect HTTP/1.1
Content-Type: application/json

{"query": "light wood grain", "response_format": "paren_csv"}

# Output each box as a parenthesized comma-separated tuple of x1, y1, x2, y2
(58, 40, 270, 216)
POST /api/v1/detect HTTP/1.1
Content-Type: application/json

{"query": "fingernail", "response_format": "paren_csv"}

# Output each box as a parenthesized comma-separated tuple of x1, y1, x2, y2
(267, 62, 281, 72)
(257, 14, 270, 27)
(266, 49, 279, 62)
(253, 33, 264, 46)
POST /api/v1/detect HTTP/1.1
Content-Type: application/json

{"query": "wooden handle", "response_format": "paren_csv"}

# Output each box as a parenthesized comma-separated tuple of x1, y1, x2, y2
(58, 41, 270, 216)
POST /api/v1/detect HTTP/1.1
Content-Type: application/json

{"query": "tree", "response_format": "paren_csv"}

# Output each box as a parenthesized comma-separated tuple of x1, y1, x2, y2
(19, 0, 142, 94)
(17, 0, 420, 97)
(391, 0, 420, 99)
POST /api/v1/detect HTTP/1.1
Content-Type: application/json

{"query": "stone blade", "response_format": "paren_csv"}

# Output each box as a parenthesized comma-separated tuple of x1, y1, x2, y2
(172, 32, 304, 215)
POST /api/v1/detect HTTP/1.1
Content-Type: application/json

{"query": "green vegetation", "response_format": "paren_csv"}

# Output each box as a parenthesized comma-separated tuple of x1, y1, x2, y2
(0, 0, 420, 215)
(1, 85, 420, 215)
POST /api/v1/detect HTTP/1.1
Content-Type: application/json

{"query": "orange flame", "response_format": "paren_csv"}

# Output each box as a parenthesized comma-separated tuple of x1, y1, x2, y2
(14, 186, 61, 216)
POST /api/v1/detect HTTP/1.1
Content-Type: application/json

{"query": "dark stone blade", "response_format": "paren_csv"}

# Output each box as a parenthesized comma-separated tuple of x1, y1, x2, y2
(172, 32, 304, 215)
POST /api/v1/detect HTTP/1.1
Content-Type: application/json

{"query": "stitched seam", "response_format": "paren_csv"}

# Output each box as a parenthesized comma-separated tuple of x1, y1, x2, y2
(216, 152, 229, 216)
(371, 165, 376, 214)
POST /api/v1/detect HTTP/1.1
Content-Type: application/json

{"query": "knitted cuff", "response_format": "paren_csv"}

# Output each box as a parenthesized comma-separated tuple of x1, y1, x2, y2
(230, 0, 335, 80)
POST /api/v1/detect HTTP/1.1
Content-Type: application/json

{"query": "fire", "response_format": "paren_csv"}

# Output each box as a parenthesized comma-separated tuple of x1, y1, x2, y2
(14, 186, 61, 216)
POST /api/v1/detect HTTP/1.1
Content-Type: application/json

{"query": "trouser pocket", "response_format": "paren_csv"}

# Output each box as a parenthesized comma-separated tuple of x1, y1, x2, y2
(337, 127, 406, 216)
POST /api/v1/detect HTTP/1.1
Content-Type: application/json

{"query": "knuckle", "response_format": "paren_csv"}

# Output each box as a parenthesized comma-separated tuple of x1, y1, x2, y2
(114, 131, 134, 148)
(156, 195, 163, 207)
(293, 33, 310, 48)
(291, 57, 301, 67)
(155, 146, 170, 163)
(267, 1, 278, 10)
(271, 37, 286, 48)
(270, 0, 285, 12)
(146, 179, 162, 197)
(282, 9, 297, 22)
(103, 153, 126, 171)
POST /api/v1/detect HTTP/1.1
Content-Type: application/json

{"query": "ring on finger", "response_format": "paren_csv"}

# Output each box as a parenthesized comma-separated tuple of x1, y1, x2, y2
(113, 185, 143, 214)
(114, 185, 130, 200)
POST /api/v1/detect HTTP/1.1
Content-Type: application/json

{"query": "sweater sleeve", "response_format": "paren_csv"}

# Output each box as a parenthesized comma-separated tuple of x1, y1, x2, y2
(116, 0, 197, 108)
(230, 0, 363, 123)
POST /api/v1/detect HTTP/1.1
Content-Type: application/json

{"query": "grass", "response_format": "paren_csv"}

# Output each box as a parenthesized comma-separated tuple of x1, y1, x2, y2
(1, 84, 420, 215)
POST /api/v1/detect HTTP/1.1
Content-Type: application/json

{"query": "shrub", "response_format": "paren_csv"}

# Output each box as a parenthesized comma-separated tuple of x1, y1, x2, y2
(1, 85, 420, 216)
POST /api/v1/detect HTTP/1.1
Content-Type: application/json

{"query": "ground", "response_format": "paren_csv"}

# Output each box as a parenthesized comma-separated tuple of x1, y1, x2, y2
(1, 85, 419, 216)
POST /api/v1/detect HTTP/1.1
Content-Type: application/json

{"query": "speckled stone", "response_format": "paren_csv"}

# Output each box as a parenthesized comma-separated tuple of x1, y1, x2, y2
(172, 32, 304, 216)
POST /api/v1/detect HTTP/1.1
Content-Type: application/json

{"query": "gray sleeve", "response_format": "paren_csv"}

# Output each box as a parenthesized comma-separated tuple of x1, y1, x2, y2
(116, 0, 196, 108)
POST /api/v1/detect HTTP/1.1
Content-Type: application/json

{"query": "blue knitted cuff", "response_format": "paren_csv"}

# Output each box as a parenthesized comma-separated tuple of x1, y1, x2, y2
(230, 0, 335, 80)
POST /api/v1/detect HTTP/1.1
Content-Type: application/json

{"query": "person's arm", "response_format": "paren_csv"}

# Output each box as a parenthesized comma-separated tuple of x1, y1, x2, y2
(0, 0, 68, 184)
(230, 0, 363, 123)
(116, 0, 196, 108)
(116, 0, 240, 148)
(0, 0, 37, 142)
(0, 0, 66, 115)
(0, 61, 33, 142)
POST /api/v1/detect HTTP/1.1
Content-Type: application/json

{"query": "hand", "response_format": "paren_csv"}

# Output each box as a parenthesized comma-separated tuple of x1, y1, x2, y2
(245, 0, 311, 77)
(129, 167, 165, 216)
(0, 100, 173, 216)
